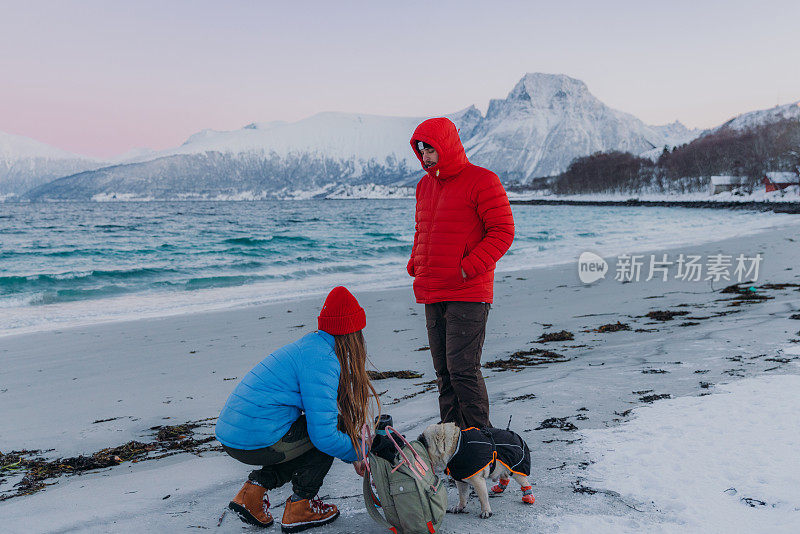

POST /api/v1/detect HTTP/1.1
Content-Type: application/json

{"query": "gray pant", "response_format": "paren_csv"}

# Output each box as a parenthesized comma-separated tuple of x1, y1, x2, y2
(222, 415, 334, 499)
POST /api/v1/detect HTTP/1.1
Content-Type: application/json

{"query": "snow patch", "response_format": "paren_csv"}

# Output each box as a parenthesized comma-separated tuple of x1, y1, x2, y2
(325, 183, 414, 199)
(509, 185, 800, 203)
(717, 101, 800, 132)
(555, 372, 800, 533)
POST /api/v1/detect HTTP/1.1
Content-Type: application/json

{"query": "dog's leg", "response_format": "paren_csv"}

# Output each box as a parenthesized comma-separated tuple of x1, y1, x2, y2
(490, 466, 511, 495)
(512, 473, 535, 504)
(448, 480, 470, 514)
(470, 478, 492, 518)
(490, 476, 510, 494)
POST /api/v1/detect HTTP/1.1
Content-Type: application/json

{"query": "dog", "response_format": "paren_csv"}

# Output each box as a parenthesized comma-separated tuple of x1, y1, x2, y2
(419, 422, 534, 518)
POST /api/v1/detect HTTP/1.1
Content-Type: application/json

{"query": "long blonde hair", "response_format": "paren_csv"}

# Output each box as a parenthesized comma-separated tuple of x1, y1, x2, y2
(334, 330, 381, 453)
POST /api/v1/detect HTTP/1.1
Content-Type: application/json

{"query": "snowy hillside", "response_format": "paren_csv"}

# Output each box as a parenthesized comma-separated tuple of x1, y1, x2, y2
(649, 120, 701, 147)
(107, 147, 159, 164)
(23, 109, 482, 201)
(22, 73, 704, 201)
(463, 74, 700, 181)
(715, 100, 800, 132)
(0, 131, 105, 198)
(12, 73, 800, 201)
(166, 112, 424, 164)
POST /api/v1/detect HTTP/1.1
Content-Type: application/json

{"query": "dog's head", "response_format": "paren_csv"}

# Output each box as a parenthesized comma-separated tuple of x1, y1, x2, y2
(418, 422, 460, 472)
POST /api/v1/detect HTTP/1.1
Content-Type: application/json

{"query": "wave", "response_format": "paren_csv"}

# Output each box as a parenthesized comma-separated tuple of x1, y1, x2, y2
(364, 244, 411, 256)
(183, 274, 271, 290)
(29, 285, 132, 305)
(222, 235, 315, 246)
(364, 231, 404, 242)
(0, 267, 180, 293)
(217, 247, 280, 257)
(93, 224, 141, 232)
(523, 230, 562, 242)
(283, 217, 321, 223)
(2, 247, 173, 259)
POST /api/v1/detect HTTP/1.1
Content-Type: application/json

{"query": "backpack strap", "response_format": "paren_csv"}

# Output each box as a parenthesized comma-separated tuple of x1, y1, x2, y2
(362, 469, 398, 531)
(383, 426, 437, 492)
(359, 425, 374, 480)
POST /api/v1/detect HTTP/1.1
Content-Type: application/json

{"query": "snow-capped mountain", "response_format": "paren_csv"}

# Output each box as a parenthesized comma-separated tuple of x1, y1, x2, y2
(712, 100, 800, 132)
(107, 147, 158, 164)
(462, 73, 700, 181)
(13, 73, 797, 201)
(649, 120, 701, 147)
(449, 105, 484, 140)
(0, 132, 106, 198)
(24, 109, 480, 201)
(167, 112, 423, 163)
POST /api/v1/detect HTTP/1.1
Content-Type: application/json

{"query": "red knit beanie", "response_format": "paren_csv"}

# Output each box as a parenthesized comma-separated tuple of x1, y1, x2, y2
(317, 286, 366, 335)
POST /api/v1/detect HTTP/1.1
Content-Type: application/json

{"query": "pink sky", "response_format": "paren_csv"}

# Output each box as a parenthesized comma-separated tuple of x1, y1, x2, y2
(1, 0, 798, 158)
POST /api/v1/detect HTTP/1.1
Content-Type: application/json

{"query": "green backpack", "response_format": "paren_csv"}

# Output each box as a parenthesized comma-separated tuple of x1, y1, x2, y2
(361, 427, 447, 534)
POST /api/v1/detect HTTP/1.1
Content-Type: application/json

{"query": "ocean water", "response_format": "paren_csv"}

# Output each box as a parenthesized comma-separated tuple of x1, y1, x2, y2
(0, 200, 795, 336)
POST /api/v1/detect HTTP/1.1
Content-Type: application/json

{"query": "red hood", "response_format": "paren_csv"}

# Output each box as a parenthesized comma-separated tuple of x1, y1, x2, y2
(410, 117, 469, 179)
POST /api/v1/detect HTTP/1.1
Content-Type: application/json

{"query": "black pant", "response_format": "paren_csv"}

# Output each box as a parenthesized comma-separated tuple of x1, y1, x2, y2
(425, 301, 491, 428)
(222, 415, 334, 500)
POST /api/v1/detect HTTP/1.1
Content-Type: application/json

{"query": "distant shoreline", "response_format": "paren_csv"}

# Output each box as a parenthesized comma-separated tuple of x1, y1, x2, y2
(510, 198, 800, 214)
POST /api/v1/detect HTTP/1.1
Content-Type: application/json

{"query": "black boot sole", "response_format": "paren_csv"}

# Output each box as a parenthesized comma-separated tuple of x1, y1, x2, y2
(280, 510, 340, 533)
(228, 502, 274, 528)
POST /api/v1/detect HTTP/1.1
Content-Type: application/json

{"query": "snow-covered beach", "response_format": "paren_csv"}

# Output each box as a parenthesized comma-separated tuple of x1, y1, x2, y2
(2, 217, 800, 533)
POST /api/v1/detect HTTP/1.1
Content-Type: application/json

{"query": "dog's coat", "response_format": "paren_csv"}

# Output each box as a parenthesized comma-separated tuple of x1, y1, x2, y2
(445, 427, 531, 481)
(420, 422, 535, 518)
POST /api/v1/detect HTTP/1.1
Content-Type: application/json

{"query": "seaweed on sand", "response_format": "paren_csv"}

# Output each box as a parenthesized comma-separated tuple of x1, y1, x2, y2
(367, 370, 424, 380)
(639, 393, 671, 403)
(484, 349, 569, 372)
(591, 322, 631, 333)
(537, 330, 574, 343)
(759, 283, 800, 290)
(719, 283, 773, 303)
(386, 379, 437, 405)
(535, 417, 577, 431)
(0, 421, 217, 501)
(645, 310, 690, 321)
(506, 393, 537, 403)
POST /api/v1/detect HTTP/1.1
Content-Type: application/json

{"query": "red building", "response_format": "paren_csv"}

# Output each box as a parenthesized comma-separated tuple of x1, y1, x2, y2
(762, 171, 799, 192)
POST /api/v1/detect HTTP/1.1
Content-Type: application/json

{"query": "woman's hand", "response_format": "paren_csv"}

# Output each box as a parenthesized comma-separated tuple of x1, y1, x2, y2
(353, 460, 367, 477)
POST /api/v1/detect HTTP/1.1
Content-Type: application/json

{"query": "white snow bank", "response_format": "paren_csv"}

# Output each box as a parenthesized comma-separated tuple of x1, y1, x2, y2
(508, 185, 800, 203)
(548, 370, 800, 533)
(325, 183, 415, 199)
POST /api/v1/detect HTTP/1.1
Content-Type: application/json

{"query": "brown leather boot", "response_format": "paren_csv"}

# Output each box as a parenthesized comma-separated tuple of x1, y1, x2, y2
(228, 480, 274, 528)
(280, 496, 339, 533)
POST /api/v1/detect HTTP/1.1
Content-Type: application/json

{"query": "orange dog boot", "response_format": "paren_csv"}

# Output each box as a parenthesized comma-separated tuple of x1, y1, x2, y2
(228, 480, 274, 527)
(491, 478, 510, 494)
(521, 485, 535, 504)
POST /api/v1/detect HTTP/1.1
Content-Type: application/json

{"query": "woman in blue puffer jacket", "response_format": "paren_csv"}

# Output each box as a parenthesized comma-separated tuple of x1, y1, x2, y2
(216, 286, 379, 532)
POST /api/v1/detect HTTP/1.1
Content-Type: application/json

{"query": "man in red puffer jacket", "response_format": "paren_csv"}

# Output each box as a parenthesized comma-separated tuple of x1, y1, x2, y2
(407, 117, 515, 428)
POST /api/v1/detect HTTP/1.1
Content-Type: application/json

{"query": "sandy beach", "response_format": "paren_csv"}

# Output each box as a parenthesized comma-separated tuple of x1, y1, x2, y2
(2, 218, 800, 533)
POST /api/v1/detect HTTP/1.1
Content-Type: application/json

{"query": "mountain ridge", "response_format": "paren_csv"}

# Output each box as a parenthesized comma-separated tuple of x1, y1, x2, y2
(7, 73, 797, 201)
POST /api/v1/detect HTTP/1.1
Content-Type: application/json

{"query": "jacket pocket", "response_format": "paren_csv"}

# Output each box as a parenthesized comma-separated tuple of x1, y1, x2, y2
(457, 242, 470, 283)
